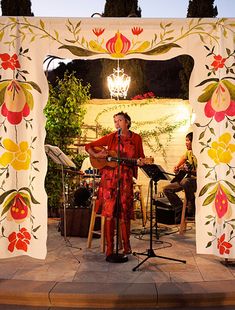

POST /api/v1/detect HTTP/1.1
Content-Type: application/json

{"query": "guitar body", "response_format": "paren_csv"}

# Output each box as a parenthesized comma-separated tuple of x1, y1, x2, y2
(90, 146, 153, 169)
(90, 147, 117, 169)
(170, 161, 193, 183)
(170, 170, 188, 183)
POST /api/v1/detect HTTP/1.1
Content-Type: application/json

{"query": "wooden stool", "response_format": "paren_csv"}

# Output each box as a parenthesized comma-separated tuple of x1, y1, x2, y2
(133, 184, 146, 227)
(179, 192, 195, 235)
(87, 197, 105, 252)
(87, 197, 122, 252)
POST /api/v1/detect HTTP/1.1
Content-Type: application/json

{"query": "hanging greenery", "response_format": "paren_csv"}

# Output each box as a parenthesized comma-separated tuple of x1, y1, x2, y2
(44, 71, 90, 215)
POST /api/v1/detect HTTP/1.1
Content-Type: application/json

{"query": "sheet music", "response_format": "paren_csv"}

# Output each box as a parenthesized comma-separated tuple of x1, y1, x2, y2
(45, 144, 76, 168)
(141, 164, 171, 181)
(156, 164, 172, 181)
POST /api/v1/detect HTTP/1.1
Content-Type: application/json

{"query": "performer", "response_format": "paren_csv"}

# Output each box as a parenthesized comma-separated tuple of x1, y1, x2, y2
(85, 111, 145, 259)
(163, 132, 197, 217)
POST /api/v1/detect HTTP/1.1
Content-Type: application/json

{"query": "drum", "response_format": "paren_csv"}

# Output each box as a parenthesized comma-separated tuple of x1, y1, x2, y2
(81, 173, 101, 197)
(73, 187, 91, 208)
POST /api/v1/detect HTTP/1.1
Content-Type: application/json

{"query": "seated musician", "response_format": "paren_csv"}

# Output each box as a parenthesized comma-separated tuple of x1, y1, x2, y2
(163, 132, 197, 217)
(85, 111, 146, 261)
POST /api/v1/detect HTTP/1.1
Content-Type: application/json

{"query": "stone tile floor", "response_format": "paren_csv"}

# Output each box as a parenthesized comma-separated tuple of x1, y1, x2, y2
(0, 218, 234, 284)
(1, 218, 235, 309)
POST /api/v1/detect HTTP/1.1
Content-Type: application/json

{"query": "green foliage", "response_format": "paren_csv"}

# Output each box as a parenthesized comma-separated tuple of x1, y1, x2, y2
(1, 0, 34, 16)
(44, 71, 90, 211)
(103, 0, 141, 17)
(72, 153, 88, 170)
(187, 0, 218, 17)
(178, 55, 194, 99)
(44, 71, 90, 153)
(45, 161, 62, 212)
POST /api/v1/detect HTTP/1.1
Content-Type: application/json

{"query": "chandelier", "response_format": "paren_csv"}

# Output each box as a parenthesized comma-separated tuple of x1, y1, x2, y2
(107, 60, 131, 100)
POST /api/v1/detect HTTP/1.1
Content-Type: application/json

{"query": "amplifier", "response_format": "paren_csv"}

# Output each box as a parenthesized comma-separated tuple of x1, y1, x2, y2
(60, 207, 101, 237)
(154, 197, 182, 225)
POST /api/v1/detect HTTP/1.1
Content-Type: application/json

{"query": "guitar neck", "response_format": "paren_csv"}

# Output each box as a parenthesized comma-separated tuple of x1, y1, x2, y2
(107, 156, 137, 165)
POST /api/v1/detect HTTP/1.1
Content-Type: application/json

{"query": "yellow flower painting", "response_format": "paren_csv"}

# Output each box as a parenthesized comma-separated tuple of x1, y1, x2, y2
(0, 138, 31, 170)
(208, 133, 235, 165)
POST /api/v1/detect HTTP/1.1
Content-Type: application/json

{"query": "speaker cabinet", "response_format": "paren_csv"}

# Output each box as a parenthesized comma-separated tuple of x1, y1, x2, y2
(154, 197, 182, 225)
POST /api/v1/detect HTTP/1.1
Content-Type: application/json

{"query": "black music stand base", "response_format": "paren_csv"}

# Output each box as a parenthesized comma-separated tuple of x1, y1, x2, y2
(132, 165, 186, 272)
(132, 249, 186, 271)
(106, 253, 128, 263)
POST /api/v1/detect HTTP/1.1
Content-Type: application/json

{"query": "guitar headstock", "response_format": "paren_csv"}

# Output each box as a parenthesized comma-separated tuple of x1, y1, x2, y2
(144, 156, 154, 165)
(138, 156, 154, 166)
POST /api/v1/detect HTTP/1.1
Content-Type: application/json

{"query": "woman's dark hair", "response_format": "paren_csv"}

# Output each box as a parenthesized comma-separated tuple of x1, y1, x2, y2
(186, 132, 193, 142)
(114, 111, 131, 128)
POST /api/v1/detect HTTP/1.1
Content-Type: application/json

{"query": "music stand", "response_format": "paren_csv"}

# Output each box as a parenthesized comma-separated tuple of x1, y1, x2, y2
(132, 164, 186, 271)
(45, 144, 76, 242)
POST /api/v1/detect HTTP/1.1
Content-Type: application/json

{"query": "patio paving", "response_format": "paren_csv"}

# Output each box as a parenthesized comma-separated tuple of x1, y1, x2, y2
(0, 218, 235, 309)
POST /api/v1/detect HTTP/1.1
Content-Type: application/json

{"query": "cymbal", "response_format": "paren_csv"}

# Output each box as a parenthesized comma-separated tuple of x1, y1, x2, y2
(82, 174, 101, 178)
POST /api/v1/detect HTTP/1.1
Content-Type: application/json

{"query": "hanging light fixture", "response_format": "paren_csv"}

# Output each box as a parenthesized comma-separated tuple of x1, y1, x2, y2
(107, 60, 131, 100)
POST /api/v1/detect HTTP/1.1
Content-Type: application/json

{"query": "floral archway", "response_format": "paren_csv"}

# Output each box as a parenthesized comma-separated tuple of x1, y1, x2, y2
(0, 17, 234, 259)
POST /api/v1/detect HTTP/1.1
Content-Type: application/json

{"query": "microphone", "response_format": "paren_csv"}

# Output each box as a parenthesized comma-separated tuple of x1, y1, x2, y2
(117, 128, 122, 136)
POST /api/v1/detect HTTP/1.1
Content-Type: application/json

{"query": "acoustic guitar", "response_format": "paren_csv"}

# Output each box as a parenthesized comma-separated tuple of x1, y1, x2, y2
(90, 147, 154, 169)
(170, 161, 193, 183)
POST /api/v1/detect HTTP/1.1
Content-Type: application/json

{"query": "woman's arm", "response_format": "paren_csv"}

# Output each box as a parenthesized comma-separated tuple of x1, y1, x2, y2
(85, 133, 114, 159)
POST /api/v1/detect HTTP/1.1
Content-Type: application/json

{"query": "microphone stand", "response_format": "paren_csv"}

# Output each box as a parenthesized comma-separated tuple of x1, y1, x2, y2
(106, 129, 128, 263)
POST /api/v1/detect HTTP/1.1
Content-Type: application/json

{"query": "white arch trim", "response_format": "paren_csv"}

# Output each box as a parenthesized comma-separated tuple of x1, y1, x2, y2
(0, 17, 235, 259)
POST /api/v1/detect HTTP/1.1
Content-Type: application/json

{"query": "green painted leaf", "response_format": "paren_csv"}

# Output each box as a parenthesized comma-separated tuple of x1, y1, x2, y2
(129, 41, 150, 54)
(202, 192, 216, 206)
(196, 78, 219, 88)
(0, 80, 10, 92)
(26, 81, 42, 93)
(33, 225, 41, 232)
(199, 182, 217, 196)
(54, 30, 59, 40)
(19, 187, 40, 204)
(220, 183, 230, 196)
(21, 87, 34, 110)
(224, 180, 235, 192)
(198, 82, 218, 102)
(199, 131, 205, 140)
(206, 241, 212, 248)
(221, 80, 235, 100)
(143, 43, 181, 55)
(226, 193, 235, 204)
(58, 45, 98, 57)
(0, 30, 4, 41)
(40, 19, 45, 29)
(0, 189, 17, 204)
(208, 184, 219, 196)
(209, 127, 215, 135)
(0, 87, 7, 106)
(19, 192, 31, 209)
(1, 192, 17, 216)
(64, 39, 77, 44)
(205, 170, 211, 178)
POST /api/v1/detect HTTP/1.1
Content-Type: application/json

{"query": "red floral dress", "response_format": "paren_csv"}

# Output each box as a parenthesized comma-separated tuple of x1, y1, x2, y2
(85, 131, 145, 220)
